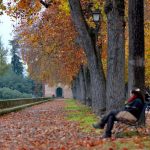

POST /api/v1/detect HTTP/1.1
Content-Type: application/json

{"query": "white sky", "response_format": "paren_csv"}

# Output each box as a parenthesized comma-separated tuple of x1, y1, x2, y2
(0, 1, 28, 75)
(0, 13, 15, 63)
(0, 0, 16, 62)
(0, 14, 28, 74)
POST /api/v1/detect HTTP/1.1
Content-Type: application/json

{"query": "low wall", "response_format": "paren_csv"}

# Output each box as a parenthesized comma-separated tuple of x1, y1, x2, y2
(0, 97, 51, 109)
(0, 97, 52, 115)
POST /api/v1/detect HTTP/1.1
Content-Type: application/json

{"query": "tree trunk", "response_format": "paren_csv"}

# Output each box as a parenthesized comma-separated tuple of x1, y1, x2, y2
(68, 0, 106, 115)
(78, 65, 86, 103)
(128, 0, 145, 93)
(83, 65, 92, 106)
(75, 74, 81, 100)
(71, 77, 77, 99)
(105, 0, 125, 110)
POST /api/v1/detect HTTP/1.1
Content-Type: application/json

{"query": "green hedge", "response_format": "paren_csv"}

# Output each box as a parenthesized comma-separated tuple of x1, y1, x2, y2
(0, 87, 32, 99)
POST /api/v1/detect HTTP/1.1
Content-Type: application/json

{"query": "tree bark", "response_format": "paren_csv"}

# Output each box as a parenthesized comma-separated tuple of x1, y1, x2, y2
(68, 0, 106, 115)
(71, 77, 77, 99)
(128, 0, 145, 93)
(83, 65, 92, 106)
(78, 65, 86, 103)
(74, 74, 81, 100)
(105, 0, 125, 110)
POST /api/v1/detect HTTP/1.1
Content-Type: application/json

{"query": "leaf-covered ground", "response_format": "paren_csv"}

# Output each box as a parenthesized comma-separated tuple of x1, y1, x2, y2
(0, 99, 150, 150)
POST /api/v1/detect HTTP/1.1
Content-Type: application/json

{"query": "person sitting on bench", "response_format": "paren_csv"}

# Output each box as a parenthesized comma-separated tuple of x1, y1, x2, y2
(92, 88, 144, 138)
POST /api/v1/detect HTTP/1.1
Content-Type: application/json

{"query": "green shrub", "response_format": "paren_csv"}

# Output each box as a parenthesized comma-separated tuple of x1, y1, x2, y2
(0, 87, 32, 99)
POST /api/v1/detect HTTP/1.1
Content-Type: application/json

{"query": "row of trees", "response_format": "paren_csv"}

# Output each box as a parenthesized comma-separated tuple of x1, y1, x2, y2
(68, 0, 145, 115)
(2, 0, 149, 115)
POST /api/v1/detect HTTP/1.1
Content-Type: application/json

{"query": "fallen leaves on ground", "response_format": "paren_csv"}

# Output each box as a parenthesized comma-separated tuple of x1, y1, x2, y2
(0, 99, 150, 150)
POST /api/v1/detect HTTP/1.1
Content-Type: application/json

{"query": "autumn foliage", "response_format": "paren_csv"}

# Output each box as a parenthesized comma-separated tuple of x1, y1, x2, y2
(2, 0, 150, 86)
(0, 99, 150, 149)
(13, 1, 86, 85)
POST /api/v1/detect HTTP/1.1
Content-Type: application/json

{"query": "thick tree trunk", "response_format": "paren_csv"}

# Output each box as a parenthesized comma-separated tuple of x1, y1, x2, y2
(83, 65, 92, 106)
(105, 0, 125, 110)
(88, 55, 106, 114)
(68, 0, 106, 115)
(128, 0, 145, 93)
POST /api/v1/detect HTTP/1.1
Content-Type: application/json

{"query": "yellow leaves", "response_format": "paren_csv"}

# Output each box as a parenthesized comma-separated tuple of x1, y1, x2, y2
(58, 0, 70, 14)
(27, 18, 33, 25)
(44, 46, 53, 54)
(145, 20, 150, 86)
(92, 0, 103, 10)
(0, 3, 6, 10)
(145, 49, 150, 86)
(0, 0, 6, 15)
(29, 34, 38, 43)
(40, 71, 49, 81)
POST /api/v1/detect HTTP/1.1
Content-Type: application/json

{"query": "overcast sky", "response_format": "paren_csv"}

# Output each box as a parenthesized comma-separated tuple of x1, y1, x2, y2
(0, 13, 15, 62)
(0, 13, 14, 47)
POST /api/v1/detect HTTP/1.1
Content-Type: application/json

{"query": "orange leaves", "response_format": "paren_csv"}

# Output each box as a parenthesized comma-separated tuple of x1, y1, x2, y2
(12, 0, 150, 87)
(17, 0, 30, 9)
(6, 0, 41, 25)
(77, 137, 105, 148)
(1, 99, 150, 149)
(16, 0, 41, 11)
(9, 0, 105, 86)
(14, 2, 86, 85)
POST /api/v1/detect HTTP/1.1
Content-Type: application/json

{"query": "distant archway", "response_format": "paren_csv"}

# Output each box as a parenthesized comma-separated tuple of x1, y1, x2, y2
(56, 87, 63, 97)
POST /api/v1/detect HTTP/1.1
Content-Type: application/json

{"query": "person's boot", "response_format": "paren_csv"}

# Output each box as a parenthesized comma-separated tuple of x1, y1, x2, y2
(92, 122, 105, 129)
(102, 116, 114, 138)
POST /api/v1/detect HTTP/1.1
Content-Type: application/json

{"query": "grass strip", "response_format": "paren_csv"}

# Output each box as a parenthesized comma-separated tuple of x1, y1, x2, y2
(0, 99, 52, 115)
(65, 99, 150, 150)
(65, 99, 100, 133)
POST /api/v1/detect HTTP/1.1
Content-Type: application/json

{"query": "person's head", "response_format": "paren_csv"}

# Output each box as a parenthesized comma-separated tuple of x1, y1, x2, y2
(130, 88, 144, 101)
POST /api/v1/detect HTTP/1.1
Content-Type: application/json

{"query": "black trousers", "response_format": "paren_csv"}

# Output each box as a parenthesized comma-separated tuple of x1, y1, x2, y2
(101, 110, 119, 136)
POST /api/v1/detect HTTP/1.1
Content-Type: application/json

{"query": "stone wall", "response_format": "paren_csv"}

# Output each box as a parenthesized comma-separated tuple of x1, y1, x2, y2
(44, 83, 73, 98)
(0, 97, 50, 109)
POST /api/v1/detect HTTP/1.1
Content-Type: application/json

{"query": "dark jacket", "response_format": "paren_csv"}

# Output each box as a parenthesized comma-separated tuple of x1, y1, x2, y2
(124, 98, 144, 119)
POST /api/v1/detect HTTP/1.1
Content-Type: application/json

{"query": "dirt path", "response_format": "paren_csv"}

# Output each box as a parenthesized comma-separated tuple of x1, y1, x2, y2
(0, 99, 102, 150)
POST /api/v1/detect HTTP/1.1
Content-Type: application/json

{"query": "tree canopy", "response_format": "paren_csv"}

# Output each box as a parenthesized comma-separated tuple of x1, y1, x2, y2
(10, 38, 24, 75)
(2, 0, 148, 86)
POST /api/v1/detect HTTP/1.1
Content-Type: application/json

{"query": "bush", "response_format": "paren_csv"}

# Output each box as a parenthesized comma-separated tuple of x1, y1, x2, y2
(0, 87, 32, 99)
(0, 66, 43, 97)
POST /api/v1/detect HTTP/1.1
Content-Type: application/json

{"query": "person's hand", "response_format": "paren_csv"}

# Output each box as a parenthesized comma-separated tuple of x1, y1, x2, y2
(125, 105, 138, 111)
(125, 105, 130, 108)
